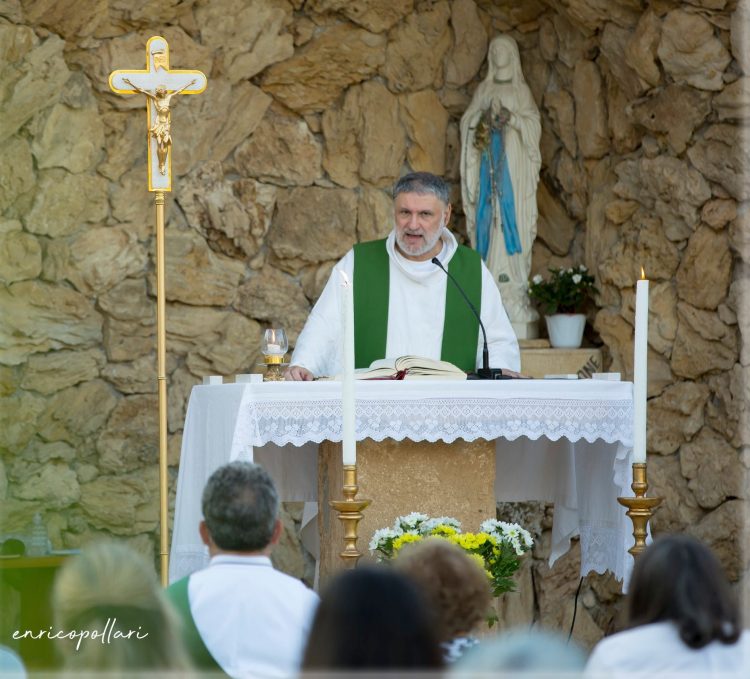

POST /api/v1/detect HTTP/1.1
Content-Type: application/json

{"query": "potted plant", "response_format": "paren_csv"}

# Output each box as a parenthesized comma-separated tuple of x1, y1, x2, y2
(528, 265, 597, 348)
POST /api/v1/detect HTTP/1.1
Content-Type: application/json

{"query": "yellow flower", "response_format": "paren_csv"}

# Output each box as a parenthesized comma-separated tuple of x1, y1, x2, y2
(467, 553, 486, 571)
(431, 524, 458, 537)
(392, 533, 422, 553)
(454, 534, 475, 550)
(476, 532, 497, 546)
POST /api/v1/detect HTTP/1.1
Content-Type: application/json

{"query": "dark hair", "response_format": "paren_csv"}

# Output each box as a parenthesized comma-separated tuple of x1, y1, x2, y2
(201, 461, 279, 551)
(302, 566, 444, 670)
(393, 171, 450, 204)
(395, 538, 492, 641)
(627, 534, 740, 649)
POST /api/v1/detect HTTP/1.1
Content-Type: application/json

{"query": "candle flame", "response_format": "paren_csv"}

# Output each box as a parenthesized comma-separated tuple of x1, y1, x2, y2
(640, 266, 646, 280)
(338, 269, 351, 286)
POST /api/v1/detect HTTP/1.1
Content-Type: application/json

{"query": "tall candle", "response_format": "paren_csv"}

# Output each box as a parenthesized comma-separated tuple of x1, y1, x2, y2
(339, 270, 356, 465)
(633, 270, 649, 463)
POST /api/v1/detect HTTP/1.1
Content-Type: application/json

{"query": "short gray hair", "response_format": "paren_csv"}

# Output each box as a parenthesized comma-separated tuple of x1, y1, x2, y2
(392, 172, 450, 205)
(202, 461, 279, 551)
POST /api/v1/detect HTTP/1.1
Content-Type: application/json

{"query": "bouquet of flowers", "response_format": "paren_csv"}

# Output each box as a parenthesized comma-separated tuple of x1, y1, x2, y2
(369, 512, 533, 597)
(528, 265, 597, 315)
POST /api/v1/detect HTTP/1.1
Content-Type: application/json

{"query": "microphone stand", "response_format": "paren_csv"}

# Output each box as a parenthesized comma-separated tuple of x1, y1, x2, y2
(432, 257, 511, 380)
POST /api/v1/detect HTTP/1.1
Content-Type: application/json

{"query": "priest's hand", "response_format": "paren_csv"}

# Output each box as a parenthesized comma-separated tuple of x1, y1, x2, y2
(285, 365, 314, 381)
(500, 368, 529, 379)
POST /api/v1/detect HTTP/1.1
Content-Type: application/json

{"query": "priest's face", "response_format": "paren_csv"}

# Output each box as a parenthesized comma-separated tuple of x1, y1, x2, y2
(394, 192, 452, 261)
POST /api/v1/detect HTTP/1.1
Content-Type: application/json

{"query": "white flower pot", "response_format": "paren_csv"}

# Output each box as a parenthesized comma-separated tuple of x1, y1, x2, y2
(545, 313, 586, 349)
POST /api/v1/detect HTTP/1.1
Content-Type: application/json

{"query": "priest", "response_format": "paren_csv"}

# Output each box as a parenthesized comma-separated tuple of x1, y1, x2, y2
(286, 172, 520, 381)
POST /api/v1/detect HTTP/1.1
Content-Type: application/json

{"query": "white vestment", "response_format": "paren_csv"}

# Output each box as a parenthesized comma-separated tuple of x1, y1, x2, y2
(291, 230, 520, 377)
(188, 555, 319, 678)
(585, 622, 750, 677)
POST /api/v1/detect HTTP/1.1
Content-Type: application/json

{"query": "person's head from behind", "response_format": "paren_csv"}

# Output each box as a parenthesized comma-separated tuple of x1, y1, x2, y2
(200, 461, 281, 556)
(627, 533, 740, 649)
(392, 172, 452, 262)
(52, 540, 191, 673)
(449, 629, 586, 675)
(302, 565, 443, 671)
(395, 537, 492, 642)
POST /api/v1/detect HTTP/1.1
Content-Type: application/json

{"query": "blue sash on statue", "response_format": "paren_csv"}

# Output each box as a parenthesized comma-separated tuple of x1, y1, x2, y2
(475, 127, 521, 259)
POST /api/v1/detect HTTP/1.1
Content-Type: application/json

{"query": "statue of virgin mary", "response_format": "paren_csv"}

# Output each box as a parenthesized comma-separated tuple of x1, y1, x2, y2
(460, 35, 542, 338)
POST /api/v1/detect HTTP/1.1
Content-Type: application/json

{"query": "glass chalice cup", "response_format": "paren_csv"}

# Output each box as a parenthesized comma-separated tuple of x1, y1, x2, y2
(260, 328, 288, 381)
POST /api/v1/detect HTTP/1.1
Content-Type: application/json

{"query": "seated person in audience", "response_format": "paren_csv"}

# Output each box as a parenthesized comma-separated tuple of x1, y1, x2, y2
(167, 461, 318, 678)
(302, 565, 444, 671)
(450, 628, 586, 675)
(286, 171, 520, 380)
(0, 645, 26, 678)
(53, 540, 192, 675)
(395, 538, 492, 663)
(585, 533, 750, 676)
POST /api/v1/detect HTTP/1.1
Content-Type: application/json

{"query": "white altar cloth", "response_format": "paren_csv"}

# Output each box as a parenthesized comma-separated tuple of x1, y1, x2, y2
(169, 380, 635, 587)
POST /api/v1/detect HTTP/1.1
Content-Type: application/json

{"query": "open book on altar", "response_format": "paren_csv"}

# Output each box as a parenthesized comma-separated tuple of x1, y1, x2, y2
(322, 356, 467, 381)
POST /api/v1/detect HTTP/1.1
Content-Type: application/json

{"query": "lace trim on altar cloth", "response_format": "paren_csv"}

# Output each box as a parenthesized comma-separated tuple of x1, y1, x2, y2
(579, 521, 632, 586)
(232, 396, 633, 453)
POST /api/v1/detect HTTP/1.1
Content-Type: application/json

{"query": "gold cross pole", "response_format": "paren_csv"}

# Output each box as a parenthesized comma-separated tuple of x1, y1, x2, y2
(109, 37, 206, 586)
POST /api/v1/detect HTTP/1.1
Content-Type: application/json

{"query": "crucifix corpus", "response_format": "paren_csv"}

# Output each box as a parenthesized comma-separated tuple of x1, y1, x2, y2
(109, 36, 207, 586)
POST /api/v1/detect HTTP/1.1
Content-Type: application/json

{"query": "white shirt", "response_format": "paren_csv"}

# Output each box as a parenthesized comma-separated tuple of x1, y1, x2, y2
(585, 622, 750, 677)
(188, 554, 319, 678)
(291, 230, 520, 376)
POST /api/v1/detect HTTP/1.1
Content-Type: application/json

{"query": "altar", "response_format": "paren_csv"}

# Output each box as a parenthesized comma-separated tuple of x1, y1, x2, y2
(169, 379, 635, 587)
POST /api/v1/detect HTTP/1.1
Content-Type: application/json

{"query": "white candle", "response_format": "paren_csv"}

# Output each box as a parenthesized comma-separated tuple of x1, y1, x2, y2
(266, 343, 281, 354)
(339, 270, 356, 465)
(633, 271, 649, 463)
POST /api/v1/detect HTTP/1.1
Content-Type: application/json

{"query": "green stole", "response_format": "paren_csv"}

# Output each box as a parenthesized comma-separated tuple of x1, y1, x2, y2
(166, 576, 226, 675)
(353, 239, 482, 371)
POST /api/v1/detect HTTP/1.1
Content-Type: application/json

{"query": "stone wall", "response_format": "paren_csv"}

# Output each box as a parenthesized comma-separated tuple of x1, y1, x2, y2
(0, 0, 747, 647)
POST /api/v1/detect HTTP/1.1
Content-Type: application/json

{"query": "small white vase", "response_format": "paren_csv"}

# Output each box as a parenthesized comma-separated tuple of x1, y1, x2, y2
(545, 313, 586, 349)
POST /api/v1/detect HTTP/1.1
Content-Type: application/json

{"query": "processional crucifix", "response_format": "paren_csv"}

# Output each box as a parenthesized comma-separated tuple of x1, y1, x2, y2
(109, 37, 207, 585)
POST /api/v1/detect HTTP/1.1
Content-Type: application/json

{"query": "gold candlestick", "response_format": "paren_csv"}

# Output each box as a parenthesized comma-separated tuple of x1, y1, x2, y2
(329, 465, 371, 567)
(618, 462, 663, 557)
(262, 354, 286, 382)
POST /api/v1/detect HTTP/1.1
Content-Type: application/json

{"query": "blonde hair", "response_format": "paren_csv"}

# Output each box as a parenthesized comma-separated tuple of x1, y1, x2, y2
(53, 540, 192, 675)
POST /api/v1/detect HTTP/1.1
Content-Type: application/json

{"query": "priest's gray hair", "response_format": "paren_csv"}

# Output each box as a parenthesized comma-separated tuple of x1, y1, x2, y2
(202, 461, 279, 551)
(393, 171, 450, 205)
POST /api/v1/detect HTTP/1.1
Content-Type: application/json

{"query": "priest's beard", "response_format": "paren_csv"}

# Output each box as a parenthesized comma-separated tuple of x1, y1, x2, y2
(395, 218, 446, 258)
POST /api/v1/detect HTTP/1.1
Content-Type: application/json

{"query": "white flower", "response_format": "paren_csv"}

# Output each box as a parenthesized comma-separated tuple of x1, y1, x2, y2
(493, 523, 534, 553)
(368, 527, 400, 554)
(567, 267, 574, 274)
(532, 274, 543, 285)
(510, 536, 525, 556)
(395, 512, 429, 531)
(579, 264, 587, 272)
(572, 274, 582, 284)
(505, 534, 519, 552)
(503, 525, 520, 540)
(479, 518, 501, 534)
(422, 516, 462, 534)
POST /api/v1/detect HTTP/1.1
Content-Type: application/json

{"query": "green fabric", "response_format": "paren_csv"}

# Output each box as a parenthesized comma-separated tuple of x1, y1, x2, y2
(166, 576, 225, 674)
(353, 239, 390, 368)
(352, 239, 482, 372)
(441, 245, 482, 371)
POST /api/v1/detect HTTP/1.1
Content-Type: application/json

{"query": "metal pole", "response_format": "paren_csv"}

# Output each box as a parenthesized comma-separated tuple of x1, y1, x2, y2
(155, 190, 169, 586)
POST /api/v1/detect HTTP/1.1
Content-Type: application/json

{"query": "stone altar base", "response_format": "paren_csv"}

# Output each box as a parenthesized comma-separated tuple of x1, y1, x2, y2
(317, 438, 496, 585)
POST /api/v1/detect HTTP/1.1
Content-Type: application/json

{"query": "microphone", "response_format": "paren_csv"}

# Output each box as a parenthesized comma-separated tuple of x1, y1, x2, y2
(431, 257, 510, 380)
